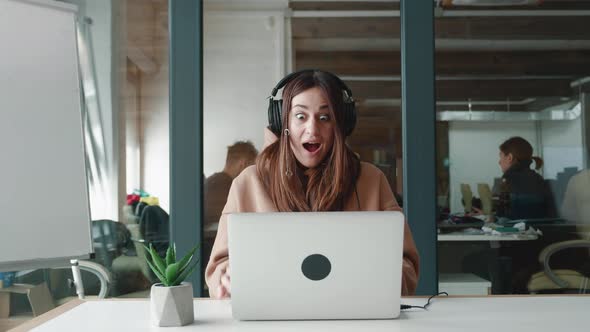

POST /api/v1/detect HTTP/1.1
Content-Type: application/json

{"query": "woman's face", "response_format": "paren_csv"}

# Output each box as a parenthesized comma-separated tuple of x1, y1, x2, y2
(498, 150, 513, 172)
(287, 87, 335, 168)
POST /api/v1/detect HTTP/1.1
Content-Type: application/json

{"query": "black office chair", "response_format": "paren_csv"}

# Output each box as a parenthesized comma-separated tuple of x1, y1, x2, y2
(91, 219, 131, 268)
(139, 205, 170, 257)
(111, 205, 170, 296)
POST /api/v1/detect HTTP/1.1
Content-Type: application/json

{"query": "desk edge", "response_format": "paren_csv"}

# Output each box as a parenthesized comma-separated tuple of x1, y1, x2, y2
(8, 299, 84, 332)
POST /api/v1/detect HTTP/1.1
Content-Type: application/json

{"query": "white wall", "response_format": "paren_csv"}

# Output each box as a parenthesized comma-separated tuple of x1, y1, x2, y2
(540, 118, 583, 180)
(203, 11, 286, 176)
(137, 4, 288, 211)
(448, 121, 539, 213)
(142, 65, 170, 211)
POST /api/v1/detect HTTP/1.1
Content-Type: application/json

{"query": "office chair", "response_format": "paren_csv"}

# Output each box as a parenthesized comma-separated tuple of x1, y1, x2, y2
(111, 224, 151, 278)
(111, 205, 170, 296)
(91, 219, 131, 268)
(52, 260, 112, 299)
(527, 225, 590, 294)
(3, 260, 111, 318)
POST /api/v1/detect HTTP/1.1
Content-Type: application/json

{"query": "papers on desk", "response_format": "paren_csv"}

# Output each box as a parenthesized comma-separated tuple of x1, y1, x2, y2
(483, 222, 542, 237)
(438, 221, 542, 241)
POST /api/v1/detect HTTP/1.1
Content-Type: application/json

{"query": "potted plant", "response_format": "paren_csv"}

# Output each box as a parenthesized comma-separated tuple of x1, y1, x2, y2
(144, 243, 199, 327)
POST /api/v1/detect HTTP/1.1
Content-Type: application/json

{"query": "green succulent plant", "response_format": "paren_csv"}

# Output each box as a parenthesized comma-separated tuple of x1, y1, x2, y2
(144, 243, 199, 287)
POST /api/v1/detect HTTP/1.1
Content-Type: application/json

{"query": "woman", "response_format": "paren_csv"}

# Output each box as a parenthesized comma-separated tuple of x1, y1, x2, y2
(205, 70, 420, 298)
(496, 137, 559, 293)
(496, 136, 556, 219)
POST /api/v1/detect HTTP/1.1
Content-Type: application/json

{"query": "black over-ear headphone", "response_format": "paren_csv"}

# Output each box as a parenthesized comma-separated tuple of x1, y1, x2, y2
(267, 69, 357, 137)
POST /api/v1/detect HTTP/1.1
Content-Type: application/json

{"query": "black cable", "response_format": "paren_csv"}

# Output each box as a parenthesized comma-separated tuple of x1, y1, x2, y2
(400, 292, 449, 310)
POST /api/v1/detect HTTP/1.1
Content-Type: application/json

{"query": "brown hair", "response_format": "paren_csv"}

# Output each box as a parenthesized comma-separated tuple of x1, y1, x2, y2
(226, 141, 258, 164)
(256, 70, 360, 211)
(499, 136, 544, 170)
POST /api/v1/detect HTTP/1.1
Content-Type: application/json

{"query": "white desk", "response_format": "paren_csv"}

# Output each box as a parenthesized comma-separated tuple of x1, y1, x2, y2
(438, 233, 538, 241)
(14, 296, 589, 332)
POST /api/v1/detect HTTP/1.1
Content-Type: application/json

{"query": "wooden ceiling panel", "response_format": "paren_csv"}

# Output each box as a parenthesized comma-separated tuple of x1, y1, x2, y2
(344, 78, 573, 100)
(436, 17, 590, 40)
(292, 16, 590, 40)
(436, 79, 573, 99)
(345, 80, 401, 99)
(292, 17, 399, 39)
(290, 1, 398, 11)
(436, 50, 590, 76)
(296, 50, 590, 77)
(357, 106, 401, 118)
(347, 126, 396, 147)
(296, 51, 399, 75)
(290, 0, 590, 11)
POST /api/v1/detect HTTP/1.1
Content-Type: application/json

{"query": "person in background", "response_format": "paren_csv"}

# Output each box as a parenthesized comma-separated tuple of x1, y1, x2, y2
(495, 136, 556, 220)
(203, 141, 258, 269)
(205, 70, 419, 299)
(494, 136, 557, 293)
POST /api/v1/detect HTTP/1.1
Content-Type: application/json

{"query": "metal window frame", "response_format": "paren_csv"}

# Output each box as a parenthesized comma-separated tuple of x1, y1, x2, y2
(400, 0, 438, 295)
(169, 0, 203, 297)
(168, 0, 439, 296)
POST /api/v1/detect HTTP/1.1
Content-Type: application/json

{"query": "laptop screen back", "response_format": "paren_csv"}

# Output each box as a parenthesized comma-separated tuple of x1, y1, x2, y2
(228, 211, 405, 320)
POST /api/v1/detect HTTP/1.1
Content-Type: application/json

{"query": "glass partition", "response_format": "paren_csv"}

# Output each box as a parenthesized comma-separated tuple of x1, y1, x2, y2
(202, 1, 404, 296)
(435, 2, 590, 295)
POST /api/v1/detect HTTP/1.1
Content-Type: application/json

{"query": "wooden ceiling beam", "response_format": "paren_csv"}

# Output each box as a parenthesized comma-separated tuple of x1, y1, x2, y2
(290, 1, 399, 11)
(347, 127, 397, 147)
(290, 0, 590, 11)
(344, 78, 573, 100)
(436, 78, 573, 99)
(296, 50, 590, 76)
(355, 104, 530, 115)
(292, 16, 590, 40)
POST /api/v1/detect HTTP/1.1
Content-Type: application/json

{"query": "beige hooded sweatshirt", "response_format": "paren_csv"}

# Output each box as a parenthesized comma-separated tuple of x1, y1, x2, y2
(205, 128, 420, 297)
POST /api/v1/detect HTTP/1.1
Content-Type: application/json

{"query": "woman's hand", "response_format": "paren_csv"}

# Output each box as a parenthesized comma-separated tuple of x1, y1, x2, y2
(216, 266, 231, 299)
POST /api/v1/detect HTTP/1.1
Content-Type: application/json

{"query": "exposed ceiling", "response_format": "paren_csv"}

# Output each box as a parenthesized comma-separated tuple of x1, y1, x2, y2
(136, 1, 590, 152)
(290, 0, 590, 107)
(289, 0, 590, 151)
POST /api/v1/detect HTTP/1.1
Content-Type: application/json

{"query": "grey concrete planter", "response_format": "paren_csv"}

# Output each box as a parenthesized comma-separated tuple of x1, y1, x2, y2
(150, 282, 194, 327)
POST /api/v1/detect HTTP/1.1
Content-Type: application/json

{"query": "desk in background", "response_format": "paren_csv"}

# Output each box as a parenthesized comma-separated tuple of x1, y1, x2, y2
(13, 296, 590, 331)
(438, 273, 491, 295)
(438, 232, 538, 242)
(438, 231, 538, 294)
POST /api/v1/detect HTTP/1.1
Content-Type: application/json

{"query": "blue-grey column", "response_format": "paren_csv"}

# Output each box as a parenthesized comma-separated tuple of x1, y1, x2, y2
(169, 0, 203, 297)
(400, 0, 438, 295)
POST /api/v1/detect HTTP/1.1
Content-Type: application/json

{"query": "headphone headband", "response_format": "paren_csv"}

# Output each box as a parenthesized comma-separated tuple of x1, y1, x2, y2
(270, 69, 353, 100)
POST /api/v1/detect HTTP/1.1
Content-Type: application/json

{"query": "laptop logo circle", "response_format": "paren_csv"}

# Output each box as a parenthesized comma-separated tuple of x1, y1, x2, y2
(301, 254, 331, 281)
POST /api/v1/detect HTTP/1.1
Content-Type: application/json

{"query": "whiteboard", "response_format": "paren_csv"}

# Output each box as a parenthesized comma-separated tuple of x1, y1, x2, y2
(0, 0, 92, 271)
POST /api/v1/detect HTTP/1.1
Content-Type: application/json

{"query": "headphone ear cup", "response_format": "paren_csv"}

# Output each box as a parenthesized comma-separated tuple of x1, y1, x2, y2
(343, 101, 357, 137)
(268, 98, 282, 136)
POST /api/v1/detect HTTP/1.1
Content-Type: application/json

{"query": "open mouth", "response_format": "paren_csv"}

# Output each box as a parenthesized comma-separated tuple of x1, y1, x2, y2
(303, 142, 321, 153)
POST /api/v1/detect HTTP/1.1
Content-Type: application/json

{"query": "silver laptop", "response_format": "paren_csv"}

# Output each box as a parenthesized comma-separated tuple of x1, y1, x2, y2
(227, 211, 405, 320)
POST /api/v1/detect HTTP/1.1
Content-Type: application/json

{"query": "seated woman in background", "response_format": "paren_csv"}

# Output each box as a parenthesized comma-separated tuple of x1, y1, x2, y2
(495, 136, 556, 220)
(205, 70, 420, 298)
